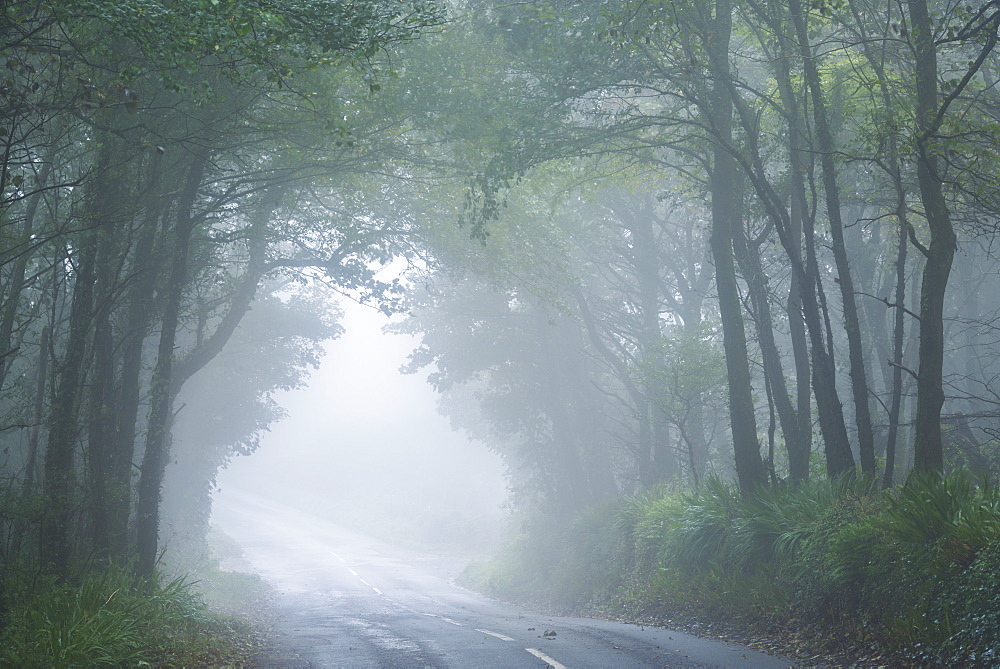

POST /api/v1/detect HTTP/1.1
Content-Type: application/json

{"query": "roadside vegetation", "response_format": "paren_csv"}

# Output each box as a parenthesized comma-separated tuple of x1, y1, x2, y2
(465, 471, 1000, 665)
(4, 0, 1000, 664)
(0, 525, 268, 667)
(0, 565, 264, 667)
(0, 0, 436, 663)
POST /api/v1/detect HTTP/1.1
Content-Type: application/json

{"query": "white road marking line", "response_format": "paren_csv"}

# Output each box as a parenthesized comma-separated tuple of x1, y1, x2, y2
(421, 613, 464, 627)
(525, 647, 567, 669)
(338, 563, 383, 595)
(476, 629, 515, 641)
(331, 552, 347, 563)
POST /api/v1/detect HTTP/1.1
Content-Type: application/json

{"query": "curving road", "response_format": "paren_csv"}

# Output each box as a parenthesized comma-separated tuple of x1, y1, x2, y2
(212, 490, 794, 668)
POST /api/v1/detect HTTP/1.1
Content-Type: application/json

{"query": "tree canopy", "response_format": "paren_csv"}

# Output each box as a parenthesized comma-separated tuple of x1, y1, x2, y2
(3, 0, 1000, 606)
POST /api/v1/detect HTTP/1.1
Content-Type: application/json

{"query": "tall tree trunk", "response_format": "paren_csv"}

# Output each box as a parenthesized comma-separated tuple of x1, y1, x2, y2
(842, 0, 915, 485)
(634, 213, 675, 482)
(108, 151, 166, 560)
(706, 0, 766, 495)
(39, 132, 124, 576)
(738, 0, 855, 478)
(612, 193, 676, 483)
(732, 218, 804, 481)
(786, 178, 813, 480)
(0, 159, 50, 388)
(533, 306, 596, 514)
(12, 324, 49, 560)
(674, 220, 715, 481)
(775, 29, 814, 482)
(909, 0, 954, 474)
(728, 4, 854, 479)
(23, 325, 49, 496)
(40, 236, 96, 577)
(86, 136, 131, 562)
(87, 306, 115, 561)
(789, 0, 874, 477)
(906, 0, 998, 473)
(884, 209, 908, 486)
(570, 282, 657, 485)
(136, 152, 207, 580)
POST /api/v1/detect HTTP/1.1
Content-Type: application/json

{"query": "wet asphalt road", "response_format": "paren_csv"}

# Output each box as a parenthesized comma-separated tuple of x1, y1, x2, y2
(212, 490, 795, 668)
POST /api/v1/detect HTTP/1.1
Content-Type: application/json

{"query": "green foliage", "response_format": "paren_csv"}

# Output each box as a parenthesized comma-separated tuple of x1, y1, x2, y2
(642, 324, 726, 429)
(669, 475, 738, 571)
(742, 478, 849, 564)
(463, 502, 635, 615)
(939, 540, 1000, 665)
(615, 484, 682, 569)
(0, 567, 254, 667)
(884, 471, 1000, 560)
(472, 472, 1000, 662)
(790, 493, 900, 626)
(53, 0, 445, 68)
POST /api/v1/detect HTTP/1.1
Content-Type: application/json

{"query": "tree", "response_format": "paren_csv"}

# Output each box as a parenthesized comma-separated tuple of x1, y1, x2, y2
(1, 0, 445, 582)
(908, 0, 999, 473)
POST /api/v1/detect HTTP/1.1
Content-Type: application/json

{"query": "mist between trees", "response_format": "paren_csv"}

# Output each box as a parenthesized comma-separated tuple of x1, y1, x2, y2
(2, 0, 1000, 659)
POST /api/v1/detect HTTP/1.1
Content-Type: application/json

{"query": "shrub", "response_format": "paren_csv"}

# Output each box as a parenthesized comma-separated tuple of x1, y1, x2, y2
(466, 470, 1000, 662)
(940, 539, 1000, 664)
(1, 570, 149, 667)
(631, 490, 685, 573)
(884, 471, 1000, 564)
(0, 567, 252, 667)
(668, 475, 739, 572)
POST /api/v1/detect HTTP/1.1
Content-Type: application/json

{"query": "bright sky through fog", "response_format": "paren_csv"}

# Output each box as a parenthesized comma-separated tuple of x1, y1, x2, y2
(214, 294, 508, 546)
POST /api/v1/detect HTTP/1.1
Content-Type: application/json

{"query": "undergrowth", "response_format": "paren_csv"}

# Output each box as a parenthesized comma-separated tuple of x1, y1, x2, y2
(463, 471, 1000, 664)
(0, 564, 262, 667)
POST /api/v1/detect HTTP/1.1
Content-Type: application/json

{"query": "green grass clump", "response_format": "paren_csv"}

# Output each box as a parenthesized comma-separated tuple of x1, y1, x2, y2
(0, 566, 258, 667)
(469, 471, 1000, 662)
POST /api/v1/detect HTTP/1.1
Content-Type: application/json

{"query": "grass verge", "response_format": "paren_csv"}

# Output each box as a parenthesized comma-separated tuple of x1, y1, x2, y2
(0, 566, 261, 667)
(462, 472, 1000, 665)
(0, 528, 271, 667)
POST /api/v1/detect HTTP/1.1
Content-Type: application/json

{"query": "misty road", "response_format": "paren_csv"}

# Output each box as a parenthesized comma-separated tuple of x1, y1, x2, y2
(212, 491, 793, 668)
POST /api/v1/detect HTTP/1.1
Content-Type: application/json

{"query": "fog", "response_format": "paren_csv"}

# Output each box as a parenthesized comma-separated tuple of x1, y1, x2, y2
(212, 297, 509, 555)
(7, 3, 1000, 664)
